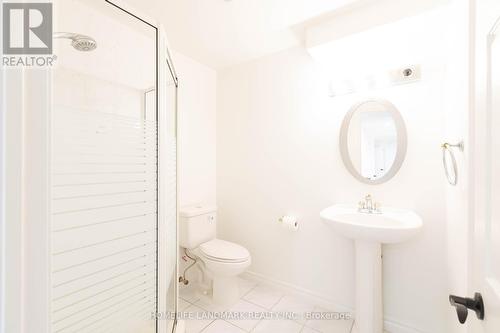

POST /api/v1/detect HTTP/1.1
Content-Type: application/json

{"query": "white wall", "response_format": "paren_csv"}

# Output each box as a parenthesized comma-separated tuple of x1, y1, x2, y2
(174, 52, 217, 286)
(217, 29, 451, 333)
(175, 52, 217, 207)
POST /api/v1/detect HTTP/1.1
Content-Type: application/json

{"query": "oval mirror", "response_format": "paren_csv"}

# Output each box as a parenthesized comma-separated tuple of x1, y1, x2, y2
(339, 99, 407, 185)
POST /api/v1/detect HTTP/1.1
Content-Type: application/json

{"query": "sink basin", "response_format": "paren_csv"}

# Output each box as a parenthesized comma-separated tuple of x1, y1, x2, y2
(320, 204, 423, 333)
(320, 204, 423, 244)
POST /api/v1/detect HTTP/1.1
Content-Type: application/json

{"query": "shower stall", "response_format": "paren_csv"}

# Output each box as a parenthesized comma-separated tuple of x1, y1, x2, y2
(3, 0, 179, 332)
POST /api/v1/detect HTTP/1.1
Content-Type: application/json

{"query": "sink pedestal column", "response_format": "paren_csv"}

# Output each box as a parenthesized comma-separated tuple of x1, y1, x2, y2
(354, 240, 383, 333)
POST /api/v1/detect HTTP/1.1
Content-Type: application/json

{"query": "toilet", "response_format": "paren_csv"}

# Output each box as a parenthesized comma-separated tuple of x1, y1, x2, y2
(179, 205, 251, 305)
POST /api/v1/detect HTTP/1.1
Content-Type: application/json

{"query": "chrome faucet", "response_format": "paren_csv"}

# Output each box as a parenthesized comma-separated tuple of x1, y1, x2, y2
(365, 194, 373, 211)
(358, 194, 381, 214)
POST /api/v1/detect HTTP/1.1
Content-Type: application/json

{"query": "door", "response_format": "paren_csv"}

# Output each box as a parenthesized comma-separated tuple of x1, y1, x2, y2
(471, 0, 500, 331)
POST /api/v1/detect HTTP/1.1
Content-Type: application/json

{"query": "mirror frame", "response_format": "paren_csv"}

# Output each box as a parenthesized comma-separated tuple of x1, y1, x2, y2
(339, 99, 407, 185)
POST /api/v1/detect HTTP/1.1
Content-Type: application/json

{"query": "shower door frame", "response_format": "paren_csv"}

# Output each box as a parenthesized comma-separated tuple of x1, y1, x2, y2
(1, 1, 179, 332)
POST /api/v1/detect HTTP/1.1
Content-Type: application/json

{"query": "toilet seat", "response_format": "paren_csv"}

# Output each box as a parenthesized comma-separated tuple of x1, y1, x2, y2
(199, 239, 250, 263)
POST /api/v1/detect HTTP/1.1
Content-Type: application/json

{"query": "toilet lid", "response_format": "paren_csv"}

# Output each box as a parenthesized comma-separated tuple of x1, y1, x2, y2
(199, 239, 250, 262)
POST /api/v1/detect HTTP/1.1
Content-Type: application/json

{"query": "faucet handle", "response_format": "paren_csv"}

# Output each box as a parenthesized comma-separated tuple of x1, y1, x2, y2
(358, 201, 365, 210)
(374, 202, 381, 212)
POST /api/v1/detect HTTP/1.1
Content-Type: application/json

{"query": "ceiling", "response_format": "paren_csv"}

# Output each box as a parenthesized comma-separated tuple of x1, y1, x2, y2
(125, 0, 361, 69)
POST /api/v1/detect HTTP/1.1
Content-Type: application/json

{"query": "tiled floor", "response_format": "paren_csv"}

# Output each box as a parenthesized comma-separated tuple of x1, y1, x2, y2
(179, 277, 355, 333)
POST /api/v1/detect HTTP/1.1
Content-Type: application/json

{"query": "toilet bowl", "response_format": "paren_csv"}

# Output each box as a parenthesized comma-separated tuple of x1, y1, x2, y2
(196, 239, 251, 304)
(179, 205, 252, 306)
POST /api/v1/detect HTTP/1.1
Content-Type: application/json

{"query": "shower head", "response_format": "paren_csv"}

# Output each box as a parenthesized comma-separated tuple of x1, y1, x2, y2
(53, 32, 97, 52)
(71, 35, 97, 52)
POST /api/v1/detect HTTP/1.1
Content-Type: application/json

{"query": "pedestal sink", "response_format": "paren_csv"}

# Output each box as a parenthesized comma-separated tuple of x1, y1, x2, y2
(320, 204, 423, 333)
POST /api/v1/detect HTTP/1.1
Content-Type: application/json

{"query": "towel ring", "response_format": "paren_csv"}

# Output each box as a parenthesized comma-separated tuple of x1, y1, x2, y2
(442, 141, 464, 186)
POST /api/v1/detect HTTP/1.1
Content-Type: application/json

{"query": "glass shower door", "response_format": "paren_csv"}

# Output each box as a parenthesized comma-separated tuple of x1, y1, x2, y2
(50, 1, 161, 332)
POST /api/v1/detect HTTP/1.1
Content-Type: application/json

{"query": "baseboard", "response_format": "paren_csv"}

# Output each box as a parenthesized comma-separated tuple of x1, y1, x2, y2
(242, 271, 429, 333)
(384, 319, 428, 333)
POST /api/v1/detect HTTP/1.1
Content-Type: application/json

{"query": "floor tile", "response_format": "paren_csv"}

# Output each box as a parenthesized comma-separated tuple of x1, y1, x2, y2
(201, 320, 246, 333)
(272, 294, 316, 324)
(304, 306, 354, 333)
(194, 292, 236, 313)
(179, 298, 191, 311)
(238, 276, 258, 297)
(179, 277, 357, 333)
(252, 319, 303, 333)
(225, 299, 267, 331)
(183, 304, 214, 333)
(300, 327, 321, 333)
(180, 285, 200, 303)
(242, 284, 284, 309)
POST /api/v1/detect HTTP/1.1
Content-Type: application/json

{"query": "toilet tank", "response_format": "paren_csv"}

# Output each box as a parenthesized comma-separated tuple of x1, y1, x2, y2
(179, 204, 217, 249)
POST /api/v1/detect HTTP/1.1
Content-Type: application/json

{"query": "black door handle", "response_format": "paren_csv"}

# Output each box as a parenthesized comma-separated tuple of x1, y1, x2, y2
(449, 293, 485, 324)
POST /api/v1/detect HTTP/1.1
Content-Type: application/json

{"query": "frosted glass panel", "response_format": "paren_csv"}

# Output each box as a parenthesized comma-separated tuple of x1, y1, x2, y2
(50, 1, 158, 332)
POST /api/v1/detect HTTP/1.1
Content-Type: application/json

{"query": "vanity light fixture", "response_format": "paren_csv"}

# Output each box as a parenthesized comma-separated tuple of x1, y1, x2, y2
(328, 65, 421, 97)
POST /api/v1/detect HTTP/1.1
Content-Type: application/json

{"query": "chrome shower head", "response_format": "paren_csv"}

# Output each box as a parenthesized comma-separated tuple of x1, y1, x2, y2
(53, 32, 97, 52)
